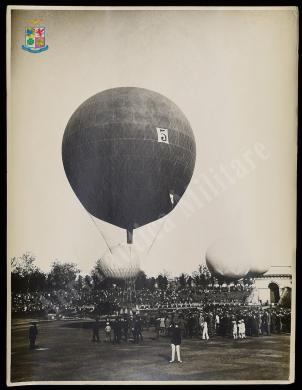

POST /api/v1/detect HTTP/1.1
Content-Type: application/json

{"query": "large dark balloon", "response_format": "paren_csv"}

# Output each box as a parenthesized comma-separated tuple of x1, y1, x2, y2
(62, 87, 196, 241)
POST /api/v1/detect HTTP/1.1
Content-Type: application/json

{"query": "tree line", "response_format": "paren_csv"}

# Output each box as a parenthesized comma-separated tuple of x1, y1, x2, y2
(11, 252, 253, 294)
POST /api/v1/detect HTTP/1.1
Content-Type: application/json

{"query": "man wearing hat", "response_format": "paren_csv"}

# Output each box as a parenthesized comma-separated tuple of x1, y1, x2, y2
(28, 322, 38, 349)
(92, 318, 100, 342)
(113, 318, 122, 344)
(104, 321, 112, 343)
(169, 323, 182, 363)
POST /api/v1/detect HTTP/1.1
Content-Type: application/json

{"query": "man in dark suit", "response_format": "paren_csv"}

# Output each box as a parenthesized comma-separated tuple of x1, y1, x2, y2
(29, 322, 38, 349)
(187, 314, 194, 338)
(169, 323, 182, 363)
(113, 318, 121, 344)
(262, 310, 271, 336)
(134, 317, 143, 343)
(122, 317, 129, 342)
(92, 318, 100, 342)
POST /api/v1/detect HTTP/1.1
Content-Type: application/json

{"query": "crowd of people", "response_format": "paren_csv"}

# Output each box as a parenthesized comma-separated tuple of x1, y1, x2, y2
(22, 285, 291, 354)
(91, 316, 144, 344)
(134, 285, 252, 308)
(151, 305, 291, 339)
(27, 304, 291, 353)
(12, 289, 120, 316)
(12, 284, 253, 316)
(13, 282, 291, 345)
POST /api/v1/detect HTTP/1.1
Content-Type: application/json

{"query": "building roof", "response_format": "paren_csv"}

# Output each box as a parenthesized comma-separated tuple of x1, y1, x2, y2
(263, 265, 292, 277)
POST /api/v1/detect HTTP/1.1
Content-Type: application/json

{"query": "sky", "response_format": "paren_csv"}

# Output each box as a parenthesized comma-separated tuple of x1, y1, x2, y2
(8, 7, 298, 277)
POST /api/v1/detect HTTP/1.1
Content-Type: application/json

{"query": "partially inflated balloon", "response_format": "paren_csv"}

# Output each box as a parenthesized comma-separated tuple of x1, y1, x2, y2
(206, 237, 251, 280)
(98, 244, 140, 280)
(62, 87, 196, 242)
(248, 260, 270, 277)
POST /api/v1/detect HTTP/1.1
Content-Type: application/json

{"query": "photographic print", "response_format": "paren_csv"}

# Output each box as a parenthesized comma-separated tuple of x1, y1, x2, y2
(7, 6, 297, 385)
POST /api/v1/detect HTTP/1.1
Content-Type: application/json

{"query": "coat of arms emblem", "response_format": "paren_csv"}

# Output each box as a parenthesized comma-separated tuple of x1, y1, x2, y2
(22, 26, 48, 53)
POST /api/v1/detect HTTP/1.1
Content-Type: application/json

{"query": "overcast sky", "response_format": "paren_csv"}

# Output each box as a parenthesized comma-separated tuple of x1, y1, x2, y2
(8, 7, 297, 277)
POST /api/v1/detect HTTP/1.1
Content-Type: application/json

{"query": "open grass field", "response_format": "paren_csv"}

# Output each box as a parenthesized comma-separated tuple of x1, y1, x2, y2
(10, 318, 291, 383)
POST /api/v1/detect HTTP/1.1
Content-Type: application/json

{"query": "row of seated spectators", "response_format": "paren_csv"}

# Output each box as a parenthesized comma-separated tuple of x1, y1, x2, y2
(12, 289, 120, 315)
(11, 285, 253, 315)
(135, 287, 251, 308)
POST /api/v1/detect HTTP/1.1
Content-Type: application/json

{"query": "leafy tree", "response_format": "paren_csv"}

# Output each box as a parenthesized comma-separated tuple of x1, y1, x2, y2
(135, 270, 147, 290)
(11, 252, 46, 293)
(193, 264, 213, 288)
(76, 275, 84, 291)
(28, 269, 47, 291)
(147, 277, 156, 291)
(187, 275, 193, 287)
(242, 276, 253, 286)
(157, 274, 168, 290)
(48, 261, 80, 291)
(91, 260, 113, 290)
(85, 274, 93, 288)
(178, 273, 187, 288)
(11, 252, 37, 276)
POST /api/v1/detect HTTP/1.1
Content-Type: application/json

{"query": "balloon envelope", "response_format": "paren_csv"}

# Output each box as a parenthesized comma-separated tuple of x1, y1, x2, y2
(62, 87, 196, 235)
(206, 237, 251, 279)
(248, 261, 270, 277)
(98, 244, 140, 280)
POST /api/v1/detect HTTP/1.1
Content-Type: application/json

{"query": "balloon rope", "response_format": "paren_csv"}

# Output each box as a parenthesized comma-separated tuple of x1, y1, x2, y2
(87, 212, 113, 254)
(145, 217, 166, 256)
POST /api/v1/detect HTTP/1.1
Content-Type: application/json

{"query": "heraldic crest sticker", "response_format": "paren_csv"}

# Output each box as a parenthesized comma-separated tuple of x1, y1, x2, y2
(22, 22, 49, 53)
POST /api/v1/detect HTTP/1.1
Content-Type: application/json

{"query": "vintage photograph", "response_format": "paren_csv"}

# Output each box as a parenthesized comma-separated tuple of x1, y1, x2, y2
(7, 6, 297, 385)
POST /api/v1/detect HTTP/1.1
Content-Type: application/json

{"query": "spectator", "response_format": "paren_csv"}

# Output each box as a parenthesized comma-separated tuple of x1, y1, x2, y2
(104, 321, 112, 343)
(113, 318, 121, 344)
(29, 322, 38, 349)
(202, 319, 209, 341)
(169, 323, 182, 363)
(134, 317, 143, 344)
(92, 318, 100, 342)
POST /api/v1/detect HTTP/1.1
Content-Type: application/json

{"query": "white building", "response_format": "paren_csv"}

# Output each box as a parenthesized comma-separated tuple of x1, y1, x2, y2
(251, 266, 292, 305)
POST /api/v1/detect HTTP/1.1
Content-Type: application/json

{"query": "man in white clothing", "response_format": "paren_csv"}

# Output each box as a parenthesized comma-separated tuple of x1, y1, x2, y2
(202, 320, 209, 340)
